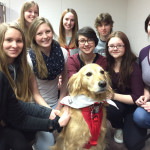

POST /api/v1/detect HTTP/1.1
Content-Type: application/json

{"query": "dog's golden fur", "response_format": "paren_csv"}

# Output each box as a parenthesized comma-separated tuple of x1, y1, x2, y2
(51, 64, 112, 150)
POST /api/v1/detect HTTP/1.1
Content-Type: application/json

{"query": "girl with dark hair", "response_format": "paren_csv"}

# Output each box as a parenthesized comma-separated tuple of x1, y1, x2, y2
(133, 14, 150, 132)
(67, 26, 107, 79)
(106, 31, 147, 150)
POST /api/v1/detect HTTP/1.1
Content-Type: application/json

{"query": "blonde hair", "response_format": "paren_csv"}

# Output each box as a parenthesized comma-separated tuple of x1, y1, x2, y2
(0, 22, 32, 102)
(58, 8, 78, 48)
(18, 1, 39, 47)
(29, 17, 55, 79)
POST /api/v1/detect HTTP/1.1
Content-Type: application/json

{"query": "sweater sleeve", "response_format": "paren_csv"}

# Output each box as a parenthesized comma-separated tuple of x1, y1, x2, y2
(130, 63, 144, 102)
(67, 54, 80, 79)
(18, 101, 51, 119)
(0, 72, 61, 132)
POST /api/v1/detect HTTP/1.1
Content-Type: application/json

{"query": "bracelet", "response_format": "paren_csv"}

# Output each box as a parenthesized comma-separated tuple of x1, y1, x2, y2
(53, 116, 63, 133)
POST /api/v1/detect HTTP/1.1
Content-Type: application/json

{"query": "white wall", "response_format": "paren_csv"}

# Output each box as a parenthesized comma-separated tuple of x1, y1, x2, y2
(0, 0, 149, 56)
(127, 0, 150, 55)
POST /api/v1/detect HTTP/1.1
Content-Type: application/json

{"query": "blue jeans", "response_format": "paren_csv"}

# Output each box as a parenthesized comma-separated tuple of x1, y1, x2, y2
(133, 107, 150, 128)
(34, 103, 57, 150)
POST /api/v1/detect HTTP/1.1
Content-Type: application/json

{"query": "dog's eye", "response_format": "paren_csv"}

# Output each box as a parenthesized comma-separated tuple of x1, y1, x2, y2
(100, 70, 104, 74)
(86, 72, 92, 76)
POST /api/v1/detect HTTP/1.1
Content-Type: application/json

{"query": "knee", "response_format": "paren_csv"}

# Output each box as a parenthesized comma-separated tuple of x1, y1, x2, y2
(124, 139, 145, 150)
(133, 107, 146, 127)
(125, 142, 144, 150)
(124, 136, 145, 150)
(13, 144, 32, 150)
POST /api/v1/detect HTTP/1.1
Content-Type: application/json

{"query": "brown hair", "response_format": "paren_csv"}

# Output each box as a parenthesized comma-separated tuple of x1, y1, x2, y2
(106, 31, 137, 91)
(58, 8, 78, 48)
(94, 13, 114, 33)
(18, 1, 39, 47)
(0, 22, 32, 102)
(29, 17, 55, 79)
(145, 14, 150, 33)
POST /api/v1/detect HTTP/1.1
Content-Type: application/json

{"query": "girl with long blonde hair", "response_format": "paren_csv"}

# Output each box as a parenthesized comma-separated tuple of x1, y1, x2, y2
(0, 22, 70, 150)
(0, 22, 32, 102)
(28, 17, 68, 150)
(18, 1, 39, 48)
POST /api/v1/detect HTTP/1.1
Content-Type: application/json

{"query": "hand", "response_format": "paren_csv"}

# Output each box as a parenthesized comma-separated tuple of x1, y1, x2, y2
(141, 101, 150, 112)
(49, 109, 60, 120)
(58, 106, 70, 127)
(106, 86, 114, 99)
(135, 96, 148, 106)
(0, 120, 6, 127)
(108, 92, 114, 100)
(58, 75, 62, 90)
(55, 103, 62, 110)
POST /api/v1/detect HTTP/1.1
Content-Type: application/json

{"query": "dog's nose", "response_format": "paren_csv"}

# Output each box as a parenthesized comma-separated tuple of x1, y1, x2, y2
(98, 81, 106, 88)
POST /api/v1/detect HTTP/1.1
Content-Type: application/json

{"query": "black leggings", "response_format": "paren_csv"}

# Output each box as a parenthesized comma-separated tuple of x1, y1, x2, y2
(0, 127, 33, 150)
(106, 101, 147, 150)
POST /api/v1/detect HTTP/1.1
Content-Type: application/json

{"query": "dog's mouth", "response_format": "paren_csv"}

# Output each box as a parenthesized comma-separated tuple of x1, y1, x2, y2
(95, 87, 107, 94)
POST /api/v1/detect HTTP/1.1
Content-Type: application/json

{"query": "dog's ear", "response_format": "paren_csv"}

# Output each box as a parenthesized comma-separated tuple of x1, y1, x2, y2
(68, 73, 81, 96)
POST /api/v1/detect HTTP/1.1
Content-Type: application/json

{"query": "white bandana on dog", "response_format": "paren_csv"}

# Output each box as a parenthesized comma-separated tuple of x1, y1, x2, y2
(60, 95, 118, 109)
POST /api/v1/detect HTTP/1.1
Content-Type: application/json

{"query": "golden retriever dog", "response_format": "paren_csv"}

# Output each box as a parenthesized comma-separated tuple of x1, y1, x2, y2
(51, 63, 112, 150)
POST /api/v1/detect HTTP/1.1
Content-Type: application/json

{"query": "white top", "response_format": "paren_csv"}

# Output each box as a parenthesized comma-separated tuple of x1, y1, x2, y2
(27, 47, 68, 106)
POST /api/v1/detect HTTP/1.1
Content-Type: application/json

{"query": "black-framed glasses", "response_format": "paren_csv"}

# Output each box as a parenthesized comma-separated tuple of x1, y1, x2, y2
(108, 45, 124, 50)
(78, 39, 94, 45)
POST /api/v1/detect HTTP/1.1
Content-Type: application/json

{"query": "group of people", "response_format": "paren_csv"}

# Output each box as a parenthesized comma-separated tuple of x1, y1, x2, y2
(0, 1, 150, 150)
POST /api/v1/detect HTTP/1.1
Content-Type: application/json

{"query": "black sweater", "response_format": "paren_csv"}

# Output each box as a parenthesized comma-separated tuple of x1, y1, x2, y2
(0, 71, 61, 132)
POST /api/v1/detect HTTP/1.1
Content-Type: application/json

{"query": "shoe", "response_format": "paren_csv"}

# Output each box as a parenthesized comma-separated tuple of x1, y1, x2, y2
(114, 128, 123, 144)
(32, 144, 36, 150)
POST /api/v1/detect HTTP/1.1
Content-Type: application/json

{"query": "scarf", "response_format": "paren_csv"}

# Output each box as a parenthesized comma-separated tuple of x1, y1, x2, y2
(60, 95, 118, 109)
(29, 40, 64, 80)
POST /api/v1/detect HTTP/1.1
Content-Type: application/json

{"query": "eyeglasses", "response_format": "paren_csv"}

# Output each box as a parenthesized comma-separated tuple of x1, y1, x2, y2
(108, 45, 124, 50)
(78, 39, 94, 45)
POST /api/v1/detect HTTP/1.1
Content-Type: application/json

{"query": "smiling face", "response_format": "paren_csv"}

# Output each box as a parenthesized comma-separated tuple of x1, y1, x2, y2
(108, 37, 125, 61)
(63, 12, 75, 32)
(78, 35, 96, 55)
(35, 23, 53, 51)
(24, 4, 39, 26)
(3, 28, 23, 64)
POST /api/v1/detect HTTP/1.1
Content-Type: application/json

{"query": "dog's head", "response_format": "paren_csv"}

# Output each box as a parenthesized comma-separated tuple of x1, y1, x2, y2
(68, 63, 112, 101)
